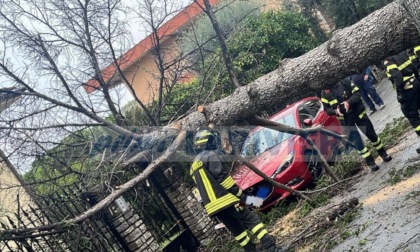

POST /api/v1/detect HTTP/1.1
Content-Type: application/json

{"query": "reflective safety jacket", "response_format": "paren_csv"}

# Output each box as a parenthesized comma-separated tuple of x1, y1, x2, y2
(384, 49, 419, 91)
(407, 45, 420, 70)
(190, 150, 241, 216)
(321, 88, 343, 121)
(321, 78, 365, 121)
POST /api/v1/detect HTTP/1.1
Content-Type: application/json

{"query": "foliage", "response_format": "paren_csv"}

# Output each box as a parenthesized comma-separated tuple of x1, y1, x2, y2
(375, 117, 411, 148)
(199, 10, 319, 89)
(385, 163, 420, 185)
(226, 11, 318, 84)
(320, 0, 393, 29)
(365, 116, 411, 157)
(179, 0, 262, 67)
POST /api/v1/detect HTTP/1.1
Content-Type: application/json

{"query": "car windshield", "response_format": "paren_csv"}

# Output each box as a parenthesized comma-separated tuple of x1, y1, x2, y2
(241, 113, 296, 157)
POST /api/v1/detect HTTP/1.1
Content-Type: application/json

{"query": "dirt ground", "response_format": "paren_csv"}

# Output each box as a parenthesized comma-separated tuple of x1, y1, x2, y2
(277, 78, 420, 252)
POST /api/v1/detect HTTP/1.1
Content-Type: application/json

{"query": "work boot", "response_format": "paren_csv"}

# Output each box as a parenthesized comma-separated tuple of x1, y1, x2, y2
(417, 147, 420, 154)
(368, 108, 377, 116)
(378, 147, 392, 162)
(365, 155, 379, 172)
(243, 242, 258, 252)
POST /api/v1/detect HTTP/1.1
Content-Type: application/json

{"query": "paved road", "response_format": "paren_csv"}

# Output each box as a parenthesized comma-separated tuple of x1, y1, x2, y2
(331, 78, 420, 252)
(368, 78, 404, 133)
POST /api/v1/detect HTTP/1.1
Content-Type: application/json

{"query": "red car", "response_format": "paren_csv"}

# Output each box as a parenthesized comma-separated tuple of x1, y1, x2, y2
(232, 97, 343, 211)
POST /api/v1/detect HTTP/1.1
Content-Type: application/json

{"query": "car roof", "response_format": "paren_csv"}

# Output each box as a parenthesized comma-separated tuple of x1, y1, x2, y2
(248, 96, 320, 134)
(269, 96, 320, 121)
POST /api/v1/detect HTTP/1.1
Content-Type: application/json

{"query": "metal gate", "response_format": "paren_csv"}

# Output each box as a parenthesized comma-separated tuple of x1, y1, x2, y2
(0, 165, 199, 251)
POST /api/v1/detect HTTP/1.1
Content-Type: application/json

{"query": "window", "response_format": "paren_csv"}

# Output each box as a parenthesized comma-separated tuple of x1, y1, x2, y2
(298, 99, 322, 127)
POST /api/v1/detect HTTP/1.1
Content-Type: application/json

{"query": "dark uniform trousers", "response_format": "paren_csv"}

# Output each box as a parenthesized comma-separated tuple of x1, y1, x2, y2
(345, 112, 380, 152)
(215, 206, 266, 246)
(399, 79, 420, 134)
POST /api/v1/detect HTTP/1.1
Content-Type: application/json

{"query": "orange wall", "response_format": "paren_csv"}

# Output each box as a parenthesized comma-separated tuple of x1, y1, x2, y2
(116, 36, 187, 105)
(0, 162, 34, 222)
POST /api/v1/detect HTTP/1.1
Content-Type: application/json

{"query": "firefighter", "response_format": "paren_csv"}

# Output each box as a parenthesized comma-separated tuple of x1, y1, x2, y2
(321, 78, 392, 171)
(384, 47, 420, 153)
(406, 45, 420, 71)
(190, 129, 285, 252)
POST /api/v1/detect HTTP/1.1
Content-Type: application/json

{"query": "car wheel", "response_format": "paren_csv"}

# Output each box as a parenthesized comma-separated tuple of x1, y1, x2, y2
(304, 150, 323, 185)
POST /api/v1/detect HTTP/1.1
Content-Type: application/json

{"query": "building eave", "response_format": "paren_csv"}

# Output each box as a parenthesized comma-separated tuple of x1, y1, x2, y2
(84, 0, 221, 93)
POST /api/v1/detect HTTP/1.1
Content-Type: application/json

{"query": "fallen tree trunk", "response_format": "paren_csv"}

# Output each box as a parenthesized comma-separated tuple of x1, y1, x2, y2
(172, 0, 419, 130)
(134, 0, 419, 157)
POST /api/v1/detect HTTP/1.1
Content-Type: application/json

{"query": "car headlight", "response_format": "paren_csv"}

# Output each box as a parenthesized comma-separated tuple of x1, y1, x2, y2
(271, 152, 295, 178)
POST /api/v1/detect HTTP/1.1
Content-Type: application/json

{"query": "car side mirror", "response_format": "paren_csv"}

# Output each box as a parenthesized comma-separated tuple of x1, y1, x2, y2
(303, 118, 313, 126)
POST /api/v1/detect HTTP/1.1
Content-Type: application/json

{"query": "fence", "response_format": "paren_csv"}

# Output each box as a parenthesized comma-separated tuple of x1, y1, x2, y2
(0, 163, 214, 251)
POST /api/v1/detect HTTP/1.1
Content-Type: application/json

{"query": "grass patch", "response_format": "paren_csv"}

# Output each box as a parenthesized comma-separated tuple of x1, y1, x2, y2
(377, 117, 411, 148)
(385, 163, 420, 185)
(366, 117, 411, 155)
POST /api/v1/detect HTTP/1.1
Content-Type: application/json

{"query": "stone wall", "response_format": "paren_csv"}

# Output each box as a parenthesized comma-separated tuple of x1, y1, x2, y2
(161, 167, 220, 246)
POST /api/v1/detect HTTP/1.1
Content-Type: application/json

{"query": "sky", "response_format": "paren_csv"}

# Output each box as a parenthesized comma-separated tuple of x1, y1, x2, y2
(0, 0, 195, 172)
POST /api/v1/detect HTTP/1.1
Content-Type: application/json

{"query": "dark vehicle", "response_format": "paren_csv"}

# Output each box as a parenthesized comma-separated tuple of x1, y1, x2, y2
(232, 97, 343, 211)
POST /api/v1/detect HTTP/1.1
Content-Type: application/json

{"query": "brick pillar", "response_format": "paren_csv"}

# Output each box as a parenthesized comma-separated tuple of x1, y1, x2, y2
(109, 204, 160, 252)
(161, 167, 220, 246)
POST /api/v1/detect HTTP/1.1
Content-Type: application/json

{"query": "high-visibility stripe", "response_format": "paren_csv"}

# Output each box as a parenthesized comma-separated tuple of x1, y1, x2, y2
(409, 55, 417, 61)
(337, 116, 344, 120)
(357, 150, 371, 158)
(386, 64, 398, 72)
(251, 223, 264, 234)
(375, 143, 383, 150)
(361, 151, 371, 158)
(196, 139, 208, 144)
(236, 189, 243, 197)
(359, 110, 366, 119)
(373, 138, 383, 150)
(239, 236, 250, 247)
(257, 229, 268, 240)
(200, 170, 216, 202)
(330, 99, 338, 105)
(386, 72, 391, 77)
(416, 125, 420, 132)
(220, 176, 235, 189)
(321, 98, 329, 103)
(372, 137, 384, 150)
(352, 86, 359, 93)
(358, 147, 368, 154)
(403, 75, 414, 81)
(372, 138, 381, 145)
(414, 46, 420, 53)
(205, 194, 239, 215)
(398, 59, 412, 70)
(235, 231, 248, 241)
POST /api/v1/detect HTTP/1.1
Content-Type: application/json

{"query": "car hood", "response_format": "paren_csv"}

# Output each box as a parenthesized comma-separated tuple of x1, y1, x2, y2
(232, 138, 297, 189)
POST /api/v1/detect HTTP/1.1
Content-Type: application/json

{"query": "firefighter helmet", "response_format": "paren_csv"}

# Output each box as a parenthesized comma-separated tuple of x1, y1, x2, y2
(193, 129, 219, 151)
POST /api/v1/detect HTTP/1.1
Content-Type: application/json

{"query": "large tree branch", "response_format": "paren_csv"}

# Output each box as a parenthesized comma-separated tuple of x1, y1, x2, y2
(196, 0, 241, 88)
(79, 0, 127, 127)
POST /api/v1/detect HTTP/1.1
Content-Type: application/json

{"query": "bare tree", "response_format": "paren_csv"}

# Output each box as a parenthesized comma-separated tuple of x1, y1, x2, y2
(194, 0, 242, 88)
(0, 0, 419, 245)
